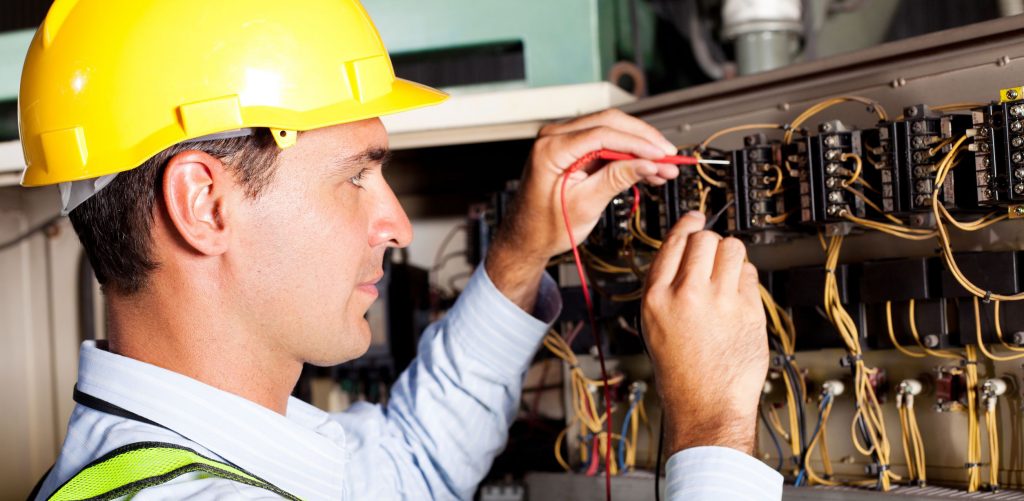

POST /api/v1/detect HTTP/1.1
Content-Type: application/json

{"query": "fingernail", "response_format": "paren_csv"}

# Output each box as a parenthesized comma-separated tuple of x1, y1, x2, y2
(661, 142, 677, 156)
(685, 210, 705, 220)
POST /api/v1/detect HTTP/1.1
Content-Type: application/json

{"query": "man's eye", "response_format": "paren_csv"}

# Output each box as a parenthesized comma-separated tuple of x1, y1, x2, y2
(350, 169, 369, 188)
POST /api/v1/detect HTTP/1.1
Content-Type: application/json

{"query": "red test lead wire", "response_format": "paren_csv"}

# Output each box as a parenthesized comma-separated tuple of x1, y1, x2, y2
(561, 149, 701, 501)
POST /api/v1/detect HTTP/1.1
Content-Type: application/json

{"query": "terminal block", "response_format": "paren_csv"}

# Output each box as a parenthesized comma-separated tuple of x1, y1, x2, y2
(785, 120, 867, 225)
(873, 105, 975, 215)
(662, 148, 728, 232)
(661, 166, 704, 232)
(727, 134, 797, 236)
(970, 86, 1024, 206)
(592, 188, 639, 251)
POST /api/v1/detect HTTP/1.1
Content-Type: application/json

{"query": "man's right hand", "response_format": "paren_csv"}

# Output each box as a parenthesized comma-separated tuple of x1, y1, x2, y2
(641, 211, 768, 457)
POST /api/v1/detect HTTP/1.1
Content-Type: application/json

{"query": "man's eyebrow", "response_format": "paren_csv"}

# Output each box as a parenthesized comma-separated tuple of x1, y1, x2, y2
(334, 147, 392, 170)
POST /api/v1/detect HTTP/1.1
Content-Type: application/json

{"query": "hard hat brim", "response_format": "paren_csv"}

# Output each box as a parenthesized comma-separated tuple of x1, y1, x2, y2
(20, 79, 449, 187)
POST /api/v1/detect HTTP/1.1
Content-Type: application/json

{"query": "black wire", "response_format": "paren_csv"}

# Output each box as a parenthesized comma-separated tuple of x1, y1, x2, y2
(655, 417, 664, 501)
(758, 398, 785, 471)
(769, 336, 807, 468)
(0, 215, 61, 253)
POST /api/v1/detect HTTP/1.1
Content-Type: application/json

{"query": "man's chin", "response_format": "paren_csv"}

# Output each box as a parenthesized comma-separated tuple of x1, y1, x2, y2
(305, 322, 373, 367)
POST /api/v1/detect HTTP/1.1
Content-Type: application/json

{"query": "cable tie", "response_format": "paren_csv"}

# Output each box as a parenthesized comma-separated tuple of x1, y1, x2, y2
(781, 123, 792, 131)
(965, 462, 981, 469)
(983, 291, 993, 304)
(824, 267, 836, 274)
(840, 354, 863, 367)
(960, 359, 979, 367)
(877, 464, 890, 472)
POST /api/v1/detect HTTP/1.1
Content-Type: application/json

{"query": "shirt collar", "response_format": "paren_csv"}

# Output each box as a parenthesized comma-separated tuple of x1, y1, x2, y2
(76, 340, 348, 500)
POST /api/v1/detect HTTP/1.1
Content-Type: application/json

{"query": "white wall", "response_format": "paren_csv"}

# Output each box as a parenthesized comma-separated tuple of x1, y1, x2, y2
(0, 186, 88, 500)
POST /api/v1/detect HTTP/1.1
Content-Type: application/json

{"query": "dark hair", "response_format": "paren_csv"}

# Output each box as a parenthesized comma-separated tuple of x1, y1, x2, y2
(69, 129, 281, 295)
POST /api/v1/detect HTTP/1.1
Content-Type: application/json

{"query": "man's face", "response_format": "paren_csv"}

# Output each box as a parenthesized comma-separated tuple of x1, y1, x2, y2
(230, 119, 410, 366)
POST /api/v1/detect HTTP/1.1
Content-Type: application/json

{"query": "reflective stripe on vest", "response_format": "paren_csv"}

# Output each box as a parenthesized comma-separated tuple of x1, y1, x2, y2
(47, 441, 300, 500)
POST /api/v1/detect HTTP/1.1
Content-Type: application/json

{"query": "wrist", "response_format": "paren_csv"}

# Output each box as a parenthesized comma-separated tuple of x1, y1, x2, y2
(484, 237, 550, 313)
(661, 397, 758, 457)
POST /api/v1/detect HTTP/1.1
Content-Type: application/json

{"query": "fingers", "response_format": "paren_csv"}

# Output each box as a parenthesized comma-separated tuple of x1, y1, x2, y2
(675, 231, 721, 287)
(710, 237, 748, 289)
(556, 126, 669, 163)
(577, 159, 670, 203)
(739, 262, 763, 309)
(541, 109, 677, 156)
(646, 211, 706, 290)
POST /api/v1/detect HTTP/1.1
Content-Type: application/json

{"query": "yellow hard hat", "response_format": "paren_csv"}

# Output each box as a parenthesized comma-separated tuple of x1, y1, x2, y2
(19, 0, 448, 187)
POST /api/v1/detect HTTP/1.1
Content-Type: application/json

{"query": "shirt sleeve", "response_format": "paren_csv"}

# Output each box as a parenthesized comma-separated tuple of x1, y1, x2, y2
(339, 264, 560, 500)
(664, 446, 784, 501)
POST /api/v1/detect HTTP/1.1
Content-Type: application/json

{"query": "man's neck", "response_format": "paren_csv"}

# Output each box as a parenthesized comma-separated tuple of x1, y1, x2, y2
(104, 284, 301, 415)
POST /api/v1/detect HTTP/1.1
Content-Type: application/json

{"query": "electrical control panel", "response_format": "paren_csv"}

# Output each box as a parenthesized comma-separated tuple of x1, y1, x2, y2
(464, 21, 1024, 499)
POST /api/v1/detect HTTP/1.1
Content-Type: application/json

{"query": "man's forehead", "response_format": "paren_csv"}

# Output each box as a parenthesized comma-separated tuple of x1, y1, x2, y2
(292, 118, 390, 167)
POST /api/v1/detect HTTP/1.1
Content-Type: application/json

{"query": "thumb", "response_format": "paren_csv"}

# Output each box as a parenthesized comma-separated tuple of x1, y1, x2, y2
(578, 159, 658, 209)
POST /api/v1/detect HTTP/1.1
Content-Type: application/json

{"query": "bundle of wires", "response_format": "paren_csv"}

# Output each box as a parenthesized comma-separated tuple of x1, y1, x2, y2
(931, 137, 1019, 301)
(618, 382, 650, 473)
(896, 384, 927, 486)
(983, 382, 1002, 491)
(794, 391, 836, 486)
(823, 235, 900, 490)
(963, 346, 983, 492)
(760, 285, 808, 475)
(545, 331, 625, 476)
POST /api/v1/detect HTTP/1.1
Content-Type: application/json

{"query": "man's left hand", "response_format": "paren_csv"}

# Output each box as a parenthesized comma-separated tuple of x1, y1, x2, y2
(485, 109, 680, 311)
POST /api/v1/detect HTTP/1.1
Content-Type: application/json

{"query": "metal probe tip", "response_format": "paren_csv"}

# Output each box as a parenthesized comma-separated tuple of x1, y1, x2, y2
(698, 159, 732, 165)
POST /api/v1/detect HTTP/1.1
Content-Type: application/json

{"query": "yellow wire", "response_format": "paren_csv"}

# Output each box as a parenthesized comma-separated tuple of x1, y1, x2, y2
(822, 235, 898, 490)
(886, 301, 925, 358)
(554, 427, 571, 471)
(928, 137, 954, 157)
(840, 153, 863, 187)
(907, 299, 963, 360)
(965, 346, 982, 492)
(698, 123, 785, 152)
(929, 101, 983, 113)
(784, 97, 888, 145)
(974, 297, 1024, 361)
(995, 300, 1024, 352)
(843, 213, 937, 240)
(767, 164, 786, 196)
(842, 185, 906, 225)
(933, 136, 1024, 301)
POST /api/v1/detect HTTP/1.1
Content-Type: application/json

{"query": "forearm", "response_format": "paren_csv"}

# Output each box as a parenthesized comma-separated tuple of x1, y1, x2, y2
(484, 217, 550, 314)
(381, 265, 559, 498)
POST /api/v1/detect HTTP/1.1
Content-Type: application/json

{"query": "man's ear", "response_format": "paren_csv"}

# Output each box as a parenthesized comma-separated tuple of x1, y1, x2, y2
(162, 151, 236, 256)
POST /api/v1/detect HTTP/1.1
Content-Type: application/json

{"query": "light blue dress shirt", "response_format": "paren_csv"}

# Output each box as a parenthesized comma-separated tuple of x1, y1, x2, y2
(35, 265, 782, 500)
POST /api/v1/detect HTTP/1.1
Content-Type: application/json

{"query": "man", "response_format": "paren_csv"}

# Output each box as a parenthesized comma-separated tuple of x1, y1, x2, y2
(23, 1, 780, 499)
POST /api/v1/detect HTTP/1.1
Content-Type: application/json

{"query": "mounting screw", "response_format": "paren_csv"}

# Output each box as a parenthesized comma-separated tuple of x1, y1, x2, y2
(1015, 206, 1024, 217)
(890, 78, 907, 88)
(998, 56, 1012, 67)
(778, 102, 791, 111)
(1009, 89, 1020, 100)
(906, 107, 919, 117)
(923, 334, 940, 348)
(820, 122, 833, 133)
